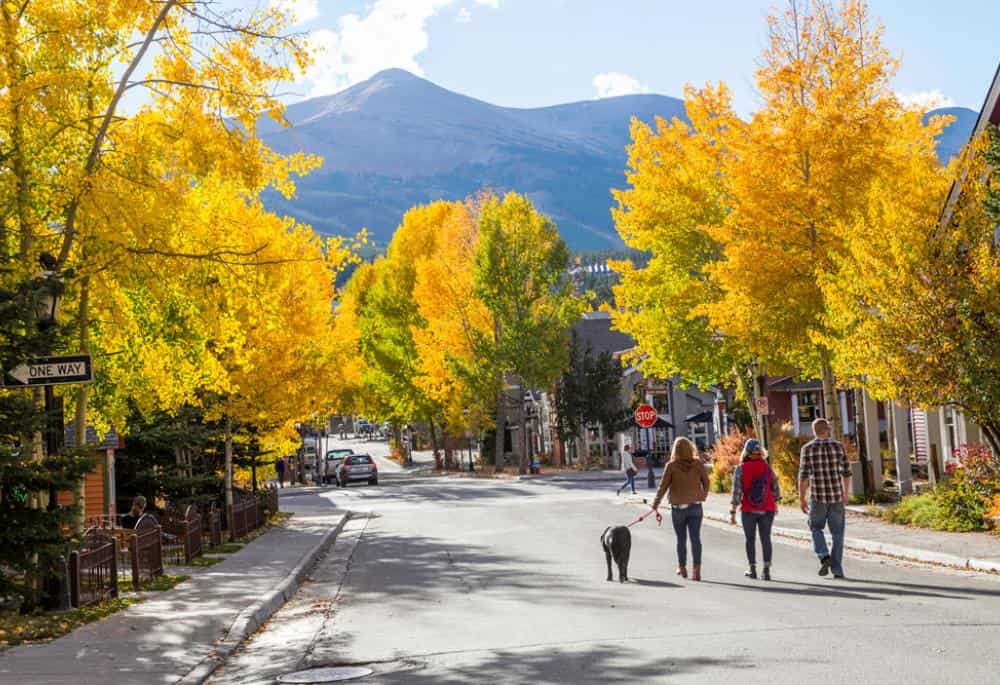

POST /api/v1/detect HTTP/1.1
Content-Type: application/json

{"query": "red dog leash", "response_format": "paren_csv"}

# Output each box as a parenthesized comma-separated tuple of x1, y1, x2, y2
(625, 507, 663, 528)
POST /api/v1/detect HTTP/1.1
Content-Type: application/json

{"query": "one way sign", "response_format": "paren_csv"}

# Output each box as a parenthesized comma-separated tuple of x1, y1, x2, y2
(3, 355, 93, 387)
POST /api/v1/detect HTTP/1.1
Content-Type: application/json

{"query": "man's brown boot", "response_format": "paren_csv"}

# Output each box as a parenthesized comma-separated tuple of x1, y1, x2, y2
(692, 565, 701, 582)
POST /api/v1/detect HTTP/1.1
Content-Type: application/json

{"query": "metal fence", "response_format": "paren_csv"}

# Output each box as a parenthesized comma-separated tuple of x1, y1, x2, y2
(230, 495, 251, 541)
(69, 530, 119, 608)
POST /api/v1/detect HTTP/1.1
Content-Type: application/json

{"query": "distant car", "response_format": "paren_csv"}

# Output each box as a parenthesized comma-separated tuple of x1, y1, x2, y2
(324, 449, 354, 484)
(338, 454, 378, 487)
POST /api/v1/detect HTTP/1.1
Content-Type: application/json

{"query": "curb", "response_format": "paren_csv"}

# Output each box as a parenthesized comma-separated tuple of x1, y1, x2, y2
(699, 510, 999, 575)
(177, 513, 352, 685)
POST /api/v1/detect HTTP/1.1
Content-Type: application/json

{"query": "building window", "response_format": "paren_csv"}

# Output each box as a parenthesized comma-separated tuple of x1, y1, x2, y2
(651, 393, 670, 415)
(689, 423, 710, 451)
(798, 391, 823, 422)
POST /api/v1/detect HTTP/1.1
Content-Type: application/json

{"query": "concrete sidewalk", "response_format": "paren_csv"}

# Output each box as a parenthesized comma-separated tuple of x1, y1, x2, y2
(0, 494, 347, 685)
(627, 489, 1000, 574)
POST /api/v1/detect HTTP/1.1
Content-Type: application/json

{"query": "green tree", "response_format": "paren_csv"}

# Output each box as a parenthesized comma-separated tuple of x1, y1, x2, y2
(554, 332, 631, 461)
(473, 193, 585, 473)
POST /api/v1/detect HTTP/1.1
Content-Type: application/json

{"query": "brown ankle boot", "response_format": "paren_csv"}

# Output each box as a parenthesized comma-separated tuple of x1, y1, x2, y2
(692, 565, 701, 581)
(676, 566, 687, 578)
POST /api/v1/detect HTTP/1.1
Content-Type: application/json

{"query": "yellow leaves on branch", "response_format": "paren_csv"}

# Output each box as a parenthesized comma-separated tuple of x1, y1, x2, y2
(612, 0, 951, 387)
(0, 1, 350, 448)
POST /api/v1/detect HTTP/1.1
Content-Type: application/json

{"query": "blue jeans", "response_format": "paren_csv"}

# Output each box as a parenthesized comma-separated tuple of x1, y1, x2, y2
(618, 471, 636, 493)
(809, 501, 846, 574)
(670, 504, 703, 566)
(741, 511, 774, 565)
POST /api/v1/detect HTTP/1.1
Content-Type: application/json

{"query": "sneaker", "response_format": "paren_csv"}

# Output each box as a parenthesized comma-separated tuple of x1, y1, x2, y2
(832, 572, 846, 579)
(762, 566, 771, 581)
(818, 556, 832, 576)
(744, 565, 757, 579)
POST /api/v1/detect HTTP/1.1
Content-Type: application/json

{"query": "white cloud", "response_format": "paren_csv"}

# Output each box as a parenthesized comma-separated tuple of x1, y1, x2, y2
(896, 89, 956, 112)
(270, 0, 320, 25)
(593, 72, 649, 99)
(456, 7, 472, 22)
(305, 1, 501, 97)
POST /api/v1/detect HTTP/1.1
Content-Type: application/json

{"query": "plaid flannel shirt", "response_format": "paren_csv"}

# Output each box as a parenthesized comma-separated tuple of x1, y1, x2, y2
(798, 438, 851, 503)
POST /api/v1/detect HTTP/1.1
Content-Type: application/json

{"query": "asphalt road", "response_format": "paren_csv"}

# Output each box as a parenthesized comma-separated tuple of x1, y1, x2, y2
(210, 466, 1000, 685)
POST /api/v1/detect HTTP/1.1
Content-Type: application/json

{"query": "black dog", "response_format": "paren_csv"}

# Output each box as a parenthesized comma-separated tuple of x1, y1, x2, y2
(601, 526, 631, 582)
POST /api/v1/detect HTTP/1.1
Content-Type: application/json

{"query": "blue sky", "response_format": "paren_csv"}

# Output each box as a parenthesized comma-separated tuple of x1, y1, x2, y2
(271, 0, 999, 114)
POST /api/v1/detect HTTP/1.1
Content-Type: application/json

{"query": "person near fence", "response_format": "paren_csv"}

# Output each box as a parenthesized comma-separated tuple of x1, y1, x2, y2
(121, 495, 147, 529)
(729, 439, 780, 580)
(276, 456, 287, 488)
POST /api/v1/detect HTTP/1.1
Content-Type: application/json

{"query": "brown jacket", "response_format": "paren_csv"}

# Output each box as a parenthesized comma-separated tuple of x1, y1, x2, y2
(652, 457, 709, 508)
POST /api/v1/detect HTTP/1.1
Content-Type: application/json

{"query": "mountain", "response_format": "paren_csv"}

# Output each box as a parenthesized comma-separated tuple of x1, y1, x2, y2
(260, 70, 979, 250)
(927, 106, 978, 162)
(260, 69, 685, 250)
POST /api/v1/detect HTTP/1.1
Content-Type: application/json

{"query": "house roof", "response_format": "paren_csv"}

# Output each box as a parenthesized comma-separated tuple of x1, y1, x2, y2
(767, 377, 824, 393)
(572, 311, 635, 356)
(940, 61, 1000, 227)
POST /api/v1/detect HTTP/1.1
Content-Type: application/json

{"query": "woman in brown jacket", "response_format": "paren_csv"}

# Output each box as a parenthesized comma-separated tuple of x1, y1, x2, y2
(651, 437, 710, 580)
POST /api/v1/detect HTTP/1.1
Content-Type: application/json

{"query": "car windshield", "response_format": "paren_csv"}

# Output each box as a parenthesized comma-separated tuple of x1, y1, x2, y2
(346, 455, 373, 465)
(326, 450, 352, 460)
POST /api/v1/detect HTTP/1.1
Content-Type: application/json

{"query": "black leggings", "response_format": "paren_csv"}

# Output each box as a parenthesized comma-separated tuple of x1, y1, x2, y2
(741, 511, 775, 565)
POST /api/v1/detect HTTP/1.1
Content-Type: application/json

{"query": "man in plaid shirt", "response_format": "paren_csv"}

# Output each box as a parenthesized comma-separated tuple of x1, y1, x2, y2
(798, 418, 852, 578)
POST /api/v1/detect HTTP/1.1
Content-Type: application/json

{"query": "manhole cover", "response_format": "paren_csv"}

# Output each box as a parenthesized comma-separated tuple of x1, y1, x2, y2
(276, 666, 374, 683)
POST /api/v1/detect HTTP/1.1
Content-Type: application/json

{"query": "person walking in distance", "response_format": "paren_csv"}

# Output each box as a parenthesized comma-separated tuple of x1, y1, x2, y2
(651, 437, 710, 581)
(730, 439, 780, 580)
(275, 456, 286, 489)
(617, 444, 637, 496)
(799, 418, 852, 578)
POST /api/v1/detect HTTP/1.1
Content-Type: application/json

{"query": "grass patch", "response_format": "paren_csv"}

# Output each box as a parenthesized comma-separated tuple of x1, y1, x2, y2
(118, 574, 189, 593)
(0, 597, 138, 647)
(233, 512, 293, 544)
(206, 543, 243, 554)
(186, 556, 224, 568)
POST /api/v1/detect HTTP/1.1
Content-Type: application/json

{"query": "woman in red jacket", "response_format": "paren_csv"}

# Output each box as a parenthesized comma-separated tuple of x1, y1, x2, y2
(729, 439, 780, 580)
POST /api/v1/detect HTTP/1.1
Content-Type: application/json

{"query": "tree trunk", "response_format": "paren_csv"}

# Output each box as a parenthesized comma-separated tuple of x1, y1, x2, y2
(494, 389, 506, 473)
(821, 360, 842, 439)
(736, 368, 763, 441)
(519, 383, 528, 475)
(853, 387, 873, 499)
(980, 422, 1000, 455)
(224, 417, 234, 533)
(429, 419, 442, 470)
(72, 278, 91, 533)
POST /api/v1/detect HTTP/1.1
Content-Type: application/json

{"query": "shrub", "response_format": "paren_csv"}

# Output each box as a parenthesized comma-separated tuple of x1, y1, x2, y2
(708, 428, 753, 493)
(768, 423, 807, 503)
(882, 492, 944, 529)
(937, 444, 1000, 531)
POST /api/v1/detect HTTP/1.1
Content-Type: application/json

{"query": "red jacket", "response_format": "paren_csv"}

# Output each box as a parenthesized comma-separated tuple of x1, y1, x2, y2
(738, 458, 777, 513)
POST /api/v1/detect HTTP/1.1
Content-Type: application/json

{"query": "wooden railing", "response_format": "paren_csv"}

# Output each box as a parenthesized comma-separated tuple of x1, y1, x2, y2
(162, 505, 203, 565)
(129, 517, 164, 588)
(264, 484, 279, 517)
(201, 501, 222, 549)
(230, 495, 251, 541)
(70, 530, 119, 608)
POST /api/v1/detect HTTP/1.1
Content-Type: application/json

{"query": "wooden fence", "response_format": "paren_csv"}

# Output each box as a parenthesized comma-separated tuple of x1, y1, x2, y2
(230, 495, 251, 541)
(264, 485, 279, 516)
(201, 501, 222, 549)
(129, 517, 164, 588)
(69, 530, 119, 608)
(162, 505, 203, 565)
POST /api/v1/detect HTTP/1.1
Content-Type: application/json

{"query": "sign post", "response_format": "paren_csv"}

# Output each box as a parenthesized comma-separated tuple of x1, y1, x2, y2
(634, 404, 658, 429)
(3, 355, 93, 387)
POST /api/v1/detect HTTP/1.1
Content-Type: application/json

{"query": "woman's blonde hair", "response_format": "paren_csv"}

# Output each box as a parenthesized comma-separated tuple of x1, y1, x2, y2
(669, 436, 697, 462)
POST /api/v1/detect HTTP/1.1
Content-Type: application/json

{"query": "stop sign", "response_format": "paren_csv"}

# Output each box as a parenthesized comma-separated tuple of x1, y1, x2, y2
(634, 403, 658, 428)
